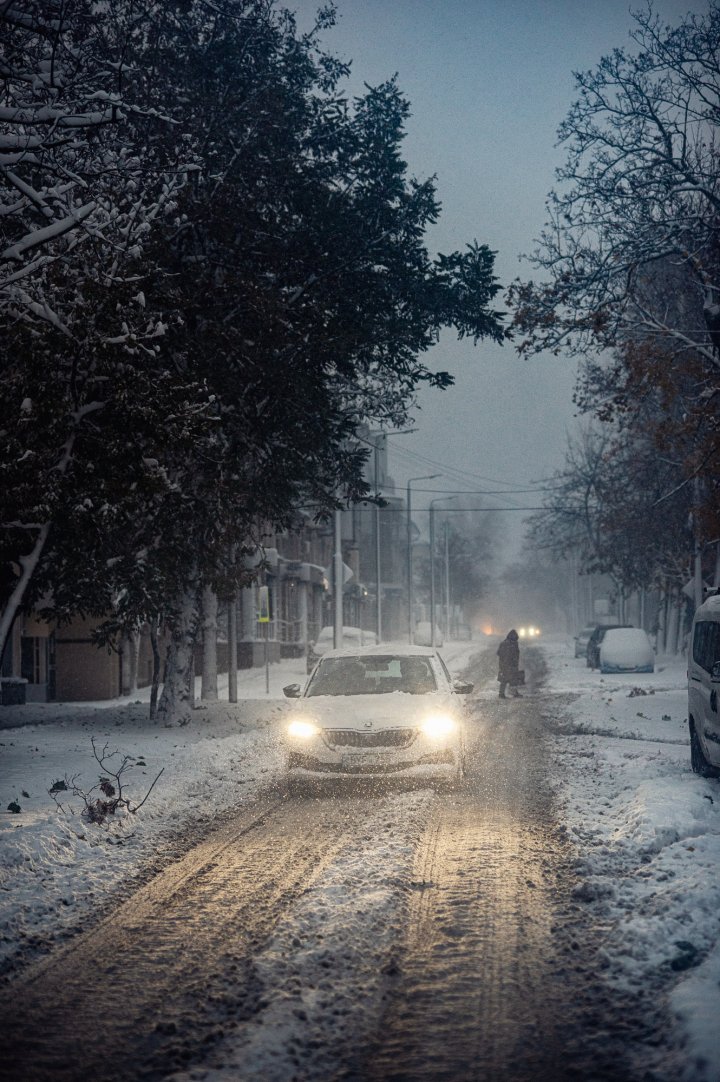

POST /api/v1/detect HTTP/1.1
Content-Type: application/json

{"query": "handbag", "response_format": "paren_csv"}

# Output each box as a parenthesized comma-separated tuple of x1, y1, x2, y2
(514, 670, 526, 686)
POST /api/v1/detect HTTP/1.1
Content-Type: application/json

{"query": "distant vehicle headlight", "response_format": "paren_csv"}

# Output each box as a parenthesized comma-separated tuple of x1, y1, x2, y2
(420, 714, 457, 738)
(287, 718, 320, 739)
(519, 627, 527, 638)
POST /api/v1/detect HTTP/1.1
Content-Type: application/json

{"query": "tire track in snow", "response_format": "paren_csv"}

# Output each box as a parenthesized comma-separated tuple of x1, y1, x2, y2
(0, 795, 372, 1082)
(355, 683, 640, 1082)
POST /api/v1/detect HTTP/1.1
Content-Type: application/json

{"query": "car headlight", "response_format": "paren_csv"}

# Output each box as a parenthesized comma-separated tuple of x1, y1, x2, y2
(420, 714, 457, 738)
(287, 718, 320, 739)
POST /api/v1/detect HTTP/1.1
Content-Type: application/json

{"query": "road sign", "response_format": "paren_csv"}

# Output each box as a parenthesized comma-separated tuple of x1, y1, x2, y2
(258, 585, 270, 622)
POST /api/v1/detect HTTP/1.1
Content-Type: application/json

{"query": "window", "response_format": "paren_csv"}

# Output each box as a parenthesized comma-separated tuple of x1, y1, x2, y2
(20, 637, 44, 684)
(693, 621, 720, 673)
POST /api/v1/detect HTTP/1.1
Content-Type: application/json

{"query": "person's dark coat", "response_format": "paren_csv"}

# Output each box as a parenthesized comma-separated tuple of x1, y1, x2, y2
(497, 630, 520, 685)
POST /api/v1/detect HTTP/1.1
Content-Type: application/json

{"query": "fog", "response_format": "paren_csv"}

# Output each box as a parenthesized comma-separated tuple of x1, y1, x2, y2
(292, 0, 708, 558)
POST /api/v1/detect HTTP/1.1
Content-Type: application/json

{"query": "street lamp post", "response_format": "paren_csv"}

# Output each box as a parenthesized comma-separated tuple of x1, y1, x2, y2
(429, 496, 457, 646)
(407, 475, 439, 644)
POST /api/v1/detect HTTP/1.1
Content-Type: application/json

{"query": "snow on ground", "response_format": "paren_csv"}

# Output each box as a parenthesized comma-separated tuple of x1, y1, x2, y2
(1, 636, 719, 1080)
(544, 636, 720, 1082)
(0, 655, 313, 975)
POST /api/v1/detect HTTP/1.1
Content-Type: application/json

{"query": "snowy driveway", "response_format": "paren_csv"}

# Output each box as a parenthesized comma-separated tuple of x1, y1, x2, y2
(1, 639, 719, 1081)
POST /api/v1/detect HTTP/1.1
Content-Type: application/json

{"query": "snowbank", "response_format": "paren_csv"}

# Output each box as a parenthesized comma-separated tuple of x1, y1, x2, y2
(546, 636, 720, 1081)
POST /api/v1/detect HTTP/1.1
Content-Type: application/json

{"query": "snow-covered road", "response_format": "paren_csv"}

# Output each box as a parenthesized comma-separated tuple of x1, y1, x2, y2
(1, 637, 719, 1081)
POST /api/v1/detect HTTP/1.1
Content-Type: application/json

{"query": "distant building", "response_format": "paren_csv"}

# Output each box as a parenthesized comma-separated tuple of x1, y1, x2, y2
(0, 435, 416, 702)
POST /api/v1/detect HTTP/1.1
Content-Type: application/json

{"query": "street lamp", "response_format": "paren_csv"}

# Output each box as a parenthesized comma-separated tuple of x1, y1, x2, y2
(407, 474, 439, 643)
(429, 496, 457, 646)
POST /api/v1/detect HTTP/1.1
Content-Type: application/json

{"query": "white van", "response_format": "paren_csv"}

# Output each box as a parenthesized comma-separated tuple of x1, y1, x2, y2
(688, 592, 720, 777)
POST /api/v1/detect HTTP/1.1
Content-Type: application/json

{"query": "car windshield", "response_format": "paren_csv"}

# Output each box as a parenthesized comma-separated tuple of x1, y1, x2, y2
(306, 655, 437, 697)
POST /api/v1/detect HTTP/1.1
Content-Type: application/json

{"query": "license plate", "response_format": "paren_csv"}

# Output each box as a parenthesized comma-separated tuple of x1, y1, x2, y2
(341, 750, 395, 769)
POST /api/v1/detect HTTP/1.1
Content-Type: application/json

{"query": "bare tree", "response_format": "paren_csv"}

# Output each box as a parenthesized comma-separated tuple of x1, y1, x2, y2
(511, 3, 720, 368)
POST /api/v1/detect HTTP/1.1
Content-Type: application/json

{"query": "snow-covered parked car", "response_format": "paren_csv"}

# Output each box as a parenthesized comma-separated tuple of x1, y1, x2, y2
(688, 591, 720, 777)
(283, 644, 472, 785)
(586, 623, 632, 668)
(574, 624, 598, 658)
(599, 628, 654, 674)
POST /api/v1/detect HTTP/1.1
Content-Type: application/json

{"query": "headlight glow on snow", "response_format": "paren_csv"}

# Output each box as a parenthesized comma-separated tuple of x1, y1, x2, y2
(420, 714, 456, 738)
(287, 718, 320, 739)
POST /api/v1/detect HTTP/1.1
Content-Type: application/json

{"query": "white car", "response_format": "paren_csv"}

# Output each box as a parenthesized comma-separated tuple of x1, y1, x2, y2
(688, 591, 720, 777)
(283, 644, 472, 785)
(599, 627, 654, 674)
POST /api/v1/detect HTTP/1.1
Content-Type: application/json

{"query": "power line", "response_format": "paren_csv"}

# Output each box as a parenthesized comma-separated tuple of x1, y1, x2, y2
(385, 437, 559, 491)
(404, 485, 559, 495)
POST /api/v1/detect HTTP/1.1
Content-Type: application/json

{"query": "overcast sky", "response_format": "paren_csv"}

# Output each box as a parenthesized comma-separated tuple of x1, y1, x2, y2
(291, 0, 708, 552)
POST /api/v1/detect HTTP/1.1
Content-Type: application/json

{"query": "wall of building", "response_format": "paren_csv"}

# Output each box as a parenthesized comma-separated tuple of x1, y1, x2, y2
(54, 615, 120, 702)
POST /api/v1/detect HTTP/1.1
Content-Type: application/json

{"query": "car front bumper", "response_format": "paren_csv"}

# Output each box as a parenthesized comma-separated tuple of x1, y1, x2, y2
(287, 747, 458, 775)
(284, 727, 462, 778)
(600, 662, 654, 673)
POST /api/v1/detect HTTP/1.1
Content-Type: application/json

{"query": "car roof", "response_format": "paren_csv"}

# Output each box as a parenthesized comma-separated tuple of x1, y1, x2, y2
(317, 643, 437, 660)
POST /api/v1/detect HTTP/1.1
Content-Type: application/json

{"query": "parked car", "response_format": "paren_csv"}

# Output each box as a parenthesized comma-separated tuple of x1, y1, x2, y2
(306, 626, 377, 674)
(586, 624, 632, 669)
(283, 644, 473, 785)
(688, 592, 720, 777)
(599, 628, 654, 673)
(574, 624, 599, 658)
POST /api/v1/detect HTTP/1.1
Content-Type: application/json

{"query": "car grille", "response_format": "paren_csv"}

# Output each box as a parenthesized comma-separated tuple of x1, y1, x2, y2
(323, 728, 415, 749)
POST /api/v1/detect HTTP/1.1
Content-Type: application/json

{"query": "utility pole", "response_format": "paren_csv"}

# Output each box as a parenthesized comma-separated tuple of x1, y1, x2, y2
(333, 507, 344, 650)
(406, 475, 439, 644)
(429, 496, 457, 646)
(371, 427, 415, 643)
(374, 436, 382, 643)
(444, 519, 451, 642)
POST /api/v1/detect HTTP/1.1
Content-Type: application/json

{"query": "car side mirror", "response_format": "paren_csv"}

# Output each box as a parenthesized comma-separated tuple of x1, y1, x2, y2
(711, 662, 720, 682)
(283, 683, 301, 698)
(453, 680, 474, 695)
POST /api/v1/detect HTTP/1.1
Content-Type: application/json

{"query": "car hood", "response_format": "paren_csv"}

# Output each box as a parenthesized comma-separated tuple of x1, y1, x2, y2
(296, 692, 459, 730)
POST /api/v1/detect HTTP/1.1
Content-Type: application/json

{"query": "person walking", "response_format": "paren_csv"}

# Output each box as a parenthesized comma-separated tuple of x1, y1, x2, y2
(497, 629, 522, 699)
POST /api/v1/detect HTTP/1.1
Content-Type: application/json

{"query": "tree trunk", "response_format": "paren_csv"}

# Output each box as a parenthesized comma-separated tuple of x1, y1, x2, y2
(157, 585, 198, 725)
(227, 593, 238, 704)
(666, 592, 680, 656)
(656, 582, 668, 654)
(201, 585, 218, 700)
(0, 427, 82, 663)
(123, 628, 140, 696)
(149, 619, 162, 721)
(0, 522, 50, 664)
